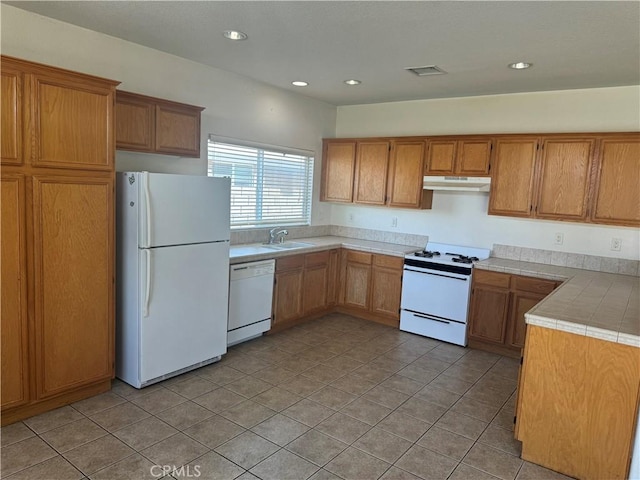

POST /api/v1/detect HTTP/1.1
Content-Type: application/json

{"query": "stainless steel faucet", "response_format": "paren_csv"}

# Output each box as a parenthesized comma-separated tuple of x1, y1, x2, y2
(268, 227, 288, 244)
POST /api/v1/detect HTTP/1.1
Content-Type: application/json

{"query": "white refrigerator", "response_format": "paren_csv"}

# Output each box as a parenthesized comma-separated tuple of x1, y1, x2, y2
(115, 171, 231, 388)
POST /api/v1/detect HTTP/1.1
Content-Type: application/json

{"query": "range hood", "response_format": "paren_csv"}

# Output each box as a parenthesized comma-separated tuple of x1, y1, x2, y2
(423, 175, 491, 192)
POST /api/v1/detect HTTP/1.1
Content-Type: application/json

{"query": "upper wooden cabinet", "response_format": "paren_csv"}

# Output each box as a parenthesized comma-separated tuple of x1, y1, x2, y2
(488, 137, 539, 217)
(320, 140, 356, 203)
(388, 140, 432, 209)
(30, 73, 115, 170)
(1, 65, 22, 166)
(115, 91, 204, 158)
(425, 137, 492, 176)
(353, 141, 391, 205)
(1, 56, 118, 171)
(321, 138, 431, 210)
(590, 136, 640, 226)
(535, 137, 595, 221)
(488, 133, 638, 226)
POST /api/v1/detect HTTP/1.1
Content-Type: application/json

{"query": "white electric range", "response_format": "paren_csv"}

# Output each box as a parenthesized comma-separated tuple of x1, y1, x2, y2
(400, 242, 490, 346)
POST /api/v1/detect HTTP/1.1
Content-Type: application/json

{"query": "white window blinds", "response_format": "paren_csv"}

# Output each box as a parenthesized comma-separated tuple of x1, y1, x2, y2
(207, 138, 314, 228)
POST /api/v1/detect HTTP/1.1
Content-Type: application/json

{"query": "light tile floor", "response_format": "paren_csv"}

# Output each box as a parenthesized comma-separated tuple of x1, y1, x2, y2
(1, 314, 574, 480)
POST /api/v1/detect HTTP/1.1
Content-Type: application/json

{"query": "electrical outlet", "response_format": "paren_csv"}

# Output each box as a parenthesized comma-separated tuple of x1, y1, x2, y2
(554, 233, 564, 245)
(611, 238, 622, 251)
(391, 217, 398, 228)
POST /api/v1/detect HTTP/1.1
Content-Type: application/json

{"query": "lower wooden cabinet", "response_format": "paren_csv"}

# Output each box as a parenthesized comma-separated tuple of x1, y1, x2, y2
(273, 255, 304, 327)
(272, 250, 337, 329)
(370, 255, 403, 321)
(1, 174, 29, 410)
(342, 250, 373, 310)
(271, 248, 404, 331)
(338, 250, 403, 327)
(32, 175, 114, 399)
(303, 252, 330, 315)
(468, 269, 558, 357)
(516, 325, 640, 479)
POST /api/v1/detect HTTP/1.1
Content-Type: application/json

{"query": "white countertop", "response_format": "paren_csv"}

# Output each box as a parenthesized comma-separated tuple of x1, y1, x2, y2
(230, 235, 421, 264)
(476, 257, 640, 348)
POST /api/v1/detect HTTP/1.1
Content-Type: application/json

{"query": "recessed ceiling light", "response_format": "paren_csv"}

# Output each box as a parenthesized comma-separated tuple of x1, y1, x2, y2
(344, 79, 362, 85)
(223, 30, 248, 41)
(508, 62, 532, 70)
(292, 81, 308, 87)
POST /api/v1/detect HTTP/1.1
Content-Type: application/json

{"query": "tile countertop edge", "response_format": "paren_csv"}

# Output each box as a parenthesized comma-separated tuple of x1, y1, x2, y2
(229, 236, 421, 264)
(475, 259, 640, 348)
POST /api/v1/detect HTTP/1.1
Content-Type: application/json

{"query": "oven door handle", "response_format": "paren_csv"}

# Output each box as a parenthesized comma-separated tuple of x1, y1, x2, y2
(411, 312, 451, 324)
(403, 268, 468, 281)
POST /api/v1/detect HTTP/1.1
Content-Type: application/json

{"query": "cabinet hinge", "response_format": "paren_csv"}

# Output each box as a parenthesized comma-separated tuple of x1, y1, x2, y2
(529, 205, 533, 213)
(536, 143, 540, 150)
(488, 163, 491, 172)
(388, 145, 392, 152)
(513, 415, 517, 424)
(520, 356, 524, 365)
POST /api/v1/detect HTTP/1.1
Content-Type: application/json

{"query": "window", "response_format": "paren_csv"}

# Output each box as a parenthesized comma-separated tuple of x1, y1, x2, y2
(207, 138, 314, 228)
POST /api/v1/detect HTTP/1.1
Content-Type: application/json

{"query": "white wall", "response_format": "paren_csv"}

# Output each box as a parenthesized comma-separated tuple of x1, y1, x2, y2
(1, 5, 336, 225)
(334, 88, 640, 259)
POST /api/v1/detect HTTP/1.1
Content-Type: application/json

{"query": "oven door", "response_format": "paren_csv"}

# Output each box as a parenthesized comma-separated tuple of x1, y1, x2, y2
(400, 267, 471, 323)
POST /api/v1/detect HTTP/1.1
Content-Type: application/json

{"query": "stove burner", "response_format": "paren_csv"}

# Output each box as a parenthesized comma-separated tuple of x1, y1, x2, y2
(451, 255, 479, 264)
(414, 250, 441, 258)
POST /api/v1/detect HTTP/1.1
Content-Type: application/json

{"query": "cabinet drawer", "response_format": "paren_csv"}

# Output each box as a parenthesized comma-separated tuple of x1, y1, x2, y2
(474, 269, 510, 289)
(305, 251, 329, 267)
(276, 254, 304, 272)
(373, 254, 403, 269)
(513, 275, 557, 295)
(346, 250, 372, 265)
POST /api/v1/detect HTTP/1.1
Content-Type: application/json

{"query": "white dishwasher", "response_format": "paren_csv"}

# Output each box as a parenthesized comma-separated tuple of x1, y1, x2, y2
(228, 259, 275, 346)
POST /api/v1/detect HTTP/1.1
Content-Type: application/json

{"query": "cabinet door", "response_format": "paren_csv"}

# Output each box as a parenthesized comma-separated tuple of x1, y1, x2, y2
(303, 265, 328, 314)
(32, 175, 114, 399)
(155, 103, 202, 157)
(321, 141, 356, 203)
(425, 140, 456, 175)
(507, 291, 545, 349)
(535, 138, 595, 221)
(591, 137, 640, 226)
(456, 140, 492, 176)
(273, 269, 303, 325)
(387, 141, 426, 208)
(1, 174, 29, 410)
(353, 141, 390, 205)
(29, 73, 114, 171)
(488, 138, 539, 217)
(370, 255, 403, 321)
(468, 285, 510, 344)
(115, 92, 155, 152)
(326, 249, 340, 306)
(343, 252, 372, 310)
(1, 64, 22, 166)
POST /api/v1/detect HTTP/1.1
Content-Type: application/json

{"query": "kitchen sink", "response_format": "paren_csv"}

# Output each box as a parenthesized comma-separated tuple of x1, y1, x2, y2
(263, 241, 314, 250)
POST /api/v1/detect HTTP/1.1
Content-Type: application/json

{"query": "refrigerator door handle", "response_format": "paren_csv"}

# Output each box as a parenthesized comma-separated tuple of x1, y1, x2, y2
(143, 172, 152, 248)
(144, 249, 151, 317)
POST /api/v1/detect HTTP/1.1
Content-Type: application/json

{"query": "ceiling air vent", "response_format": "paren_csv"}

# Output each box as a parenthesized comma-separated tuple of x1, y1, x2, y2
(405, 65, 447, 76)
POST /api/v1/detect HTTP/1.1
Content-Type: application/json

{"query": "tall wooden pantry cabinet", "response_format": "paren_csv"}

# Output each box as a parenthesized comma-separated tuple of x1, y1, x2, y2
(1, 56, 119, 425)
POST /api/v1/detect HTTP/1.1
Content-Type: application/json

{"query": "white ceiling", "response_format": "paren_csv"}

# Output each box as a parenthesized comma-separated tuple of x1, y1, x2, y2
(7, 1, 640, 106)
